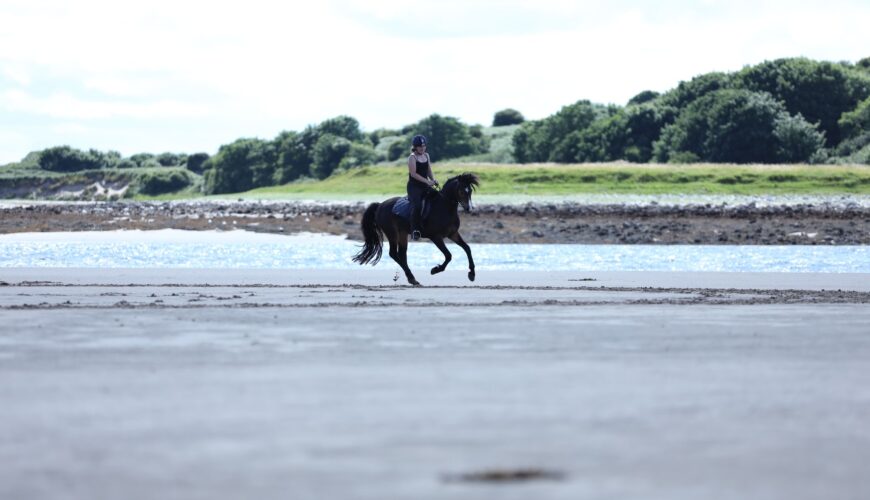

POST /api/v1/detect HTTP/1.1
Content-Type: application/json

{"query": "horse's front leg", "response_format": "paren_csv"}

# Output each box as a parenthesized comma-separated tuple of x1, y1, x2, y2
(448, 232, 475, 281)
(430, 237, 452, 275)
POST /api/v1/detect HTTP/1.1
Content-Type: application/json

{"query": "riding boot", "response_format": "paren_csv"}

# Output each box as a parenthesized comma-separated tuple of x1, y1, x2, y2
(410, 206, 422, 240)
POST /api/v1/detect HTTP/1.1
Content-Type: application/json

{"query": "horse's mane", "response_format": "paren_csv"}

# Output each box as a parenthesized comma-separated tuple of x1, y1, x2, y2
(445, 172, 480, 191)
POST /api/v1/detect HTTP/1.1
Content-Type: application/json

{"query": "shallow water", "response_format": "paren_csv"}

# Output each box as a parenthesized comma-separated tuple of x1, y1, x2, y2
(1, 229, 868, 272)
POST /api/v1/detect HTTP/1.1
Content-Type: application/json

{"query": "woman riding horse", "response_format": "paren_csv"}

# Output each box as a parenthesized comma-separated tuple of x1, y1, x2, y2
(352, 173, 480, 286)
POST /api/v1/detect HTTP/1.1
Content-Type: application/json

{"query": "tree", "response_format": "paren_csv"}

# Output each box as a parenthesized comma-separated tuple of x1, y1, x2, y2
(38, 146, 103, 172)
(272, 131, 309, 183)
(492, 108, 525, 126)
(337, 143, 378, 170)
(658, 72, 734, 109)
(653, 89, 824, 164)
(408, 114, 488, 160)
(185, 152, 210, 174)
(512, 100, 611, 163)
(156, 152, 182, 167)
(735, 58, 870, 145)
(311, 134, 352, 179)
(627, 90, 660, 106)
(203, 138, 275, 194)
(838, 96, 870, 139)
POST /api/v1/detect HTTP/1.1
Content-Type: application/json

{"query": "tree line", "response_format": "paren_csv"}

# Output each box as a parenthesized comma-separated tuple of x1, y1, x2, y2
(10, 57, 870, 196)
(513, 57, 870, 165)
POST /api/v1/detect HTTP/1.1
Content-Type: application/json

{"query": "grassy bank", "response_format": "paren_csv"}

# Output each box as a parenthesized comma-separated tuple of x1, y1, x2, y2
(245, 163, 870, 197)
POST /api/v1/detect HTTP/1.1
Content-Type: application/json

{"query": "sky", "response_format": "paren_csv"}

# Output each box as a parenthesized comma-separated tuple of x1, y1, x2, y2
(1, 0, 868, 164)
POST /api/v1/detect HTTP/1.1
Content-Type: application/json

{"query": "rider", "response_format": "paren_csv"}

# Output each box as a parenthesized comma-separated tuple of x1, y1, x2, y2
(407, 135, 438, 241)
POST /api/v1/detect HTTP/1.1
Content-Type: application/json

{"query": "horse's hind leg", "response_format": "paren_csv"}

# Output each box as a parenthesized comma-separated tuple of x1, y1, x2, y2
(448, 232, 475, 282)
(429, 237, 452, 275)
(392, 229, 420, 286)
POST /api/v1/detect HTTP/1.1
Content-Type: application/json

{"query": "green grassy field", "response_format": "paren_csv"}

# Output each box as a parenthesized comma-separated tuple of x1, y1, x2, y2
(244, 163, 870, 197)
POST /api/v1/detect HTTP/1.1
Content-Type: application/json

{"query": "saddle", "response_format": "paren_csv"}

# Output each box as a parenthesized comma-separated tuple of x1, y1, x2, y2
(392, 189, 440, 222)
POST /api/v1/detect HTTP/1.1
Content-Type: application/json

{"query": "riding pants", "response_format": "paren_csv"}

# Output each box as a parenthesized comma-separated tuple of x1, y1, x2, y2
(407, 181, 427, 233)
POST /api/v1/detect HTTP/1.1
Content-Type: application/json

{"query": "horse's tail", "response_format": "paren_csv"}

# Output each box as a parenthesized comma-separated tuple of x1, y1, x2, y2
(352, 202, 383, 265)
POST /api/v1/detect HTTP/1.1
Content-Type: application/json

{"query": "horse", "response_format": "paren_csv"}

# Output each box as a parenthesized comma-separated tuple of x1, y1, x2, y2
(352, 173, 480, 286)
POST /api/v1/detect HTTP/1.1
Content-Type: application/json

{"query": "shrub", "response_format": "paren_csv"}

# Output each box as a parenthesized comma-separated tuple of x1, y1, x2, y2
(203, 138, 275, 194)
(653, 89, 824, 163)
(311, 134, 352, 179)
(735, 58, 870, 145)
(185, 152, 210, 174)
(136, 169, 193, 195)
(492, 108, 525, 126)
(38, 146, 104, 172)
(838, 96, 870, 139)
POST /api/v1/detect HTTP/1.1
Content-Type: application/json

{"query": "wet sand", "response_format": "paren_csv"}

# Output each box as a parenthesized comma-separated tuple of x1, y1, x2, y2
(2, 269, 870, 500)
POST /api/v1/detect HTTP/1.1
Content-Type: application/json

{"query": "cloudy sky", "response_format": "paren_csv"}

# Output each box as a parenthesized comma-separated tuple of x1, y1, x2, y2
(1, 0, 868, 164)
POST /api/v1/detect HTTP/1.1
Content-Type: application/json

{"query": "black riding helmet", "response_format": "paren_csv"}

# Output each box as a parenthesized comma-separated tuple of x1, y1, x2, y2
(412, 135, 427, 147)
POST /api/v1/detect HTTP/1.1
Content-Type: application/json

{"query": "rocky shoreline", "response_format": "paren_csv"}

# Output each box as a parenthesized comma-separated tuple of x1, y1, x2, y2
(1, 200, 868, 245)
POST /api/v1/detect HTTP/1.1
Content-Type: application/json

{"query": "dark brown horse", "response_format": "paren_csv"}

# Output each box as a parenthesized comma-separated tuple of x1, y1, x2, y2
(352, 173, 480, 286)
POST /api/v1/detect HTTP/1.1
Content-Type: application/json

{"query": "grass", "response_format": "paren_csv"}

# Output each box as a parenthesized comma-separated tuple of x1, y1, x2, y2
(244, 162, 870, 197)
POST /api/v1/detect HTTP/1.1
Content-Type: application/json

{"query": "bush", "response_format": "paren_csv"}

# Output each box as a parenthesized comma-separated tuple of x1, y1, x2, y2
(311, 134, 352, 179)
(839, 96, 870, 139)
(492, 108, 525, 126)
(203, 138, 275, 194)
(156, 152, 183, 167)
(185, 152, 210, 174)
(337, 143, 378, 170)
(653, 89, 824, 163)
(136, 169, 193, 195)
(627, 90, 660, 105)
(512, 100, 614, 163)
(735, 58, 870, 146)
(38, 146, 105, 172)
(407, 114, 488, 160)
(773, 113, 827, 163)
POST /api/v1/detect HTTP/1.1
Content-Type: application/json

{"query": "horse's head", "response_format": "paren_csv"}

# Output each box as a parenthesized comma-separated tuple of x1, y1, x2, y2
(444, 172, 480, 212)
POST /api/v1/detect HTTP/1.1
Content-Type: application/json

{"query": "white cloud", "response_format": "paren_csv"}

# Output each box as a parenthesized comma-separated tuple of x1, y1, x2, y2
(1, 89, 210, 120)
(0, 0, 868, 164)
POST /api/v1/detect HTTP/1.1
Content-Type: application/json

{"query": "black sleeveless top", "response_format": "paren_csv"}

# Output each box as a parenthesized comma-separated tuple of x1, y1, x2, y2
(409, 155, 430, 186)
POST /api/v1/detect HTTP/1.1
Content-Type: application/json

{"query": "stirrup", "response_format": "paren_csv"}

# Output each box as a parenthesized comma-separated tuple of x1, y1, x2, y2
(411, 230, 421, 241)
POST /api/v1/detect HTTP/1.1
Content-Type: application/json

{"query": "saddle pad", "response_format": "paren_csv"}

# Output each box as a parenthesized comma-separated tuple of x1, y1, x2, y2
(392, 197, 412, 220)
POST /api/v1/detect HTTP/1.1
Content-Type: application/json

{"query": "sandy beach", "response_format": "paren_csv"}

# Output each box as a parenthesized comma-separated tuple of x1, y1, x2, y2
(2, 268, 870, 499)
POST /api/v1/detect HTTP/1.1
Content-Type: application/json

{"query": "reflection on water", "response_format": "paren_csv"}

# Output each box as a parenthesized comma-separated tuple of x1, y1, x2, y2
(1, 230, 868, 273)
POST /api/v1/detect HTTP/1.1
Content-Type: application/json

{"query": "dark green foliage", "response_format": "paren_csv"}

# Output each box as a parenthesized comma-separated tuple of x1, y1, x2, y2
(38, 146, 109, 172)
(512, 100, 613, 162)
(735, 58, 870, 145)
(136, 169, 193, 195)
(838, 96, 870, 139)
(203, 138, 275, 194)
(387, 139, 409, 161)
(129, 153, 155, 167)
(659, 72, 734, 109)
(627, 90, 660, 105)
(316, 115, 366, 143)
(156, 152, 183, 167)
(653, 89, 824, 164)
(272, 131, 309, 184)
(338, 143, 379, 170)
(773, 113, 827, 163)
(492, 108, 525, 126)
(311, 134, 352, 179)
(408, 114, 489, 160)
(185, 152, 210, 174)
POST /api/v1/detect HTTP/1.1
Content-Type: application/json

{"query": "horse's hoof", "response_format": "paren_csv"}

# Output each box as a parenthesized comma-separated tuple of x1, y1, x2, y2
(409, 278, 421, 286)
(468, 270, 476, 281)
(431, 266, 443, 275)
